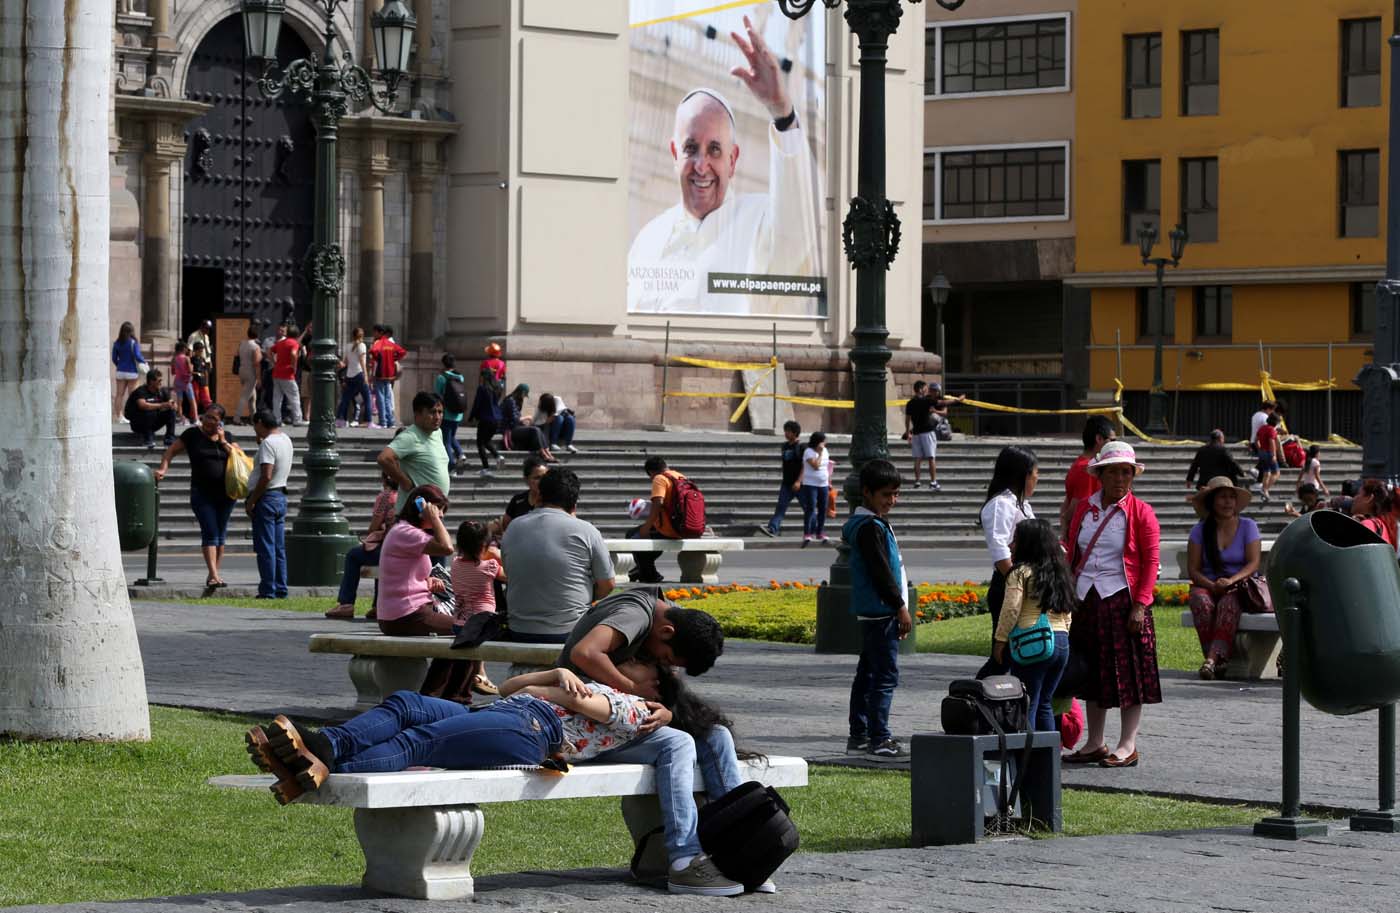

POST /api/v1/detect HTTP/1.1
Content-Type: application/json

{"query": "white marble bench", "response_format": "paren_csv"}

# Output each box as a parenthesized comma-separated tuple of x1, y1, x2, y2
(1178, 609, 1281, 680)
(310, 633, 561, 710)
(602, 537, 744, 585)
(211, 755, 808, 900)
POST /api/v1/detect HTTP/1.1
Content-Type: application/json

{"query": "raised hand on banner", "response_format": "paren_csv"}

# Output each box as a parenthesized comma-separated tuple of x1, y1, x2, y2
(730, 14, 792, 121)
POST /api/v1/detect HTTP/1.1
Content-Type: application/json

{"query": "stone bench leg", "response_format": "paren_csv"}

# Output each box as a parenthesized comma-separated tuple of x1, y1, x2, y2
(1226, 631, 1282, 681)
(612, 553, 636, 585)
(676, 551, 720, 584)
(620, 793, 711, 886)
(355, 805, 484, 900)
(347, 656, 429, 711)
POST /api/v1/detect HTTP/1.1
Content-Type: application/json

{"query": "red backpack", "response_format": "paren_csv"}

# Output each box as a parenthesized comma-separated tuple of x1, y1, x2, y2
(665, 471, 707, 538)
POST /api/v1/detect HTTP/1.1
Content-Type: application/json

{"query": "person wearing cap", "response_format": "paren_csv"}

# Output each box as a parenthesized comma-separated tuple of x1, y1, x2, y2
(1062, 441, 1161, 768)
(627, 15, 821, 316)
(186, 319, 213, 359)
(480, 342, 506, 386)
(1186, 477, 1263, 680)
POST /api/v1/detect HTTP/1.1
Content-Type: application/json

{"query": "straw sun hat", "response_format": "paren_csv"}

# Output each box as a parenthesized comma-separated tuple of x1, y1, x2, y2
(1191, 476, 1253, 518)
(1087, 440, 1145, 476)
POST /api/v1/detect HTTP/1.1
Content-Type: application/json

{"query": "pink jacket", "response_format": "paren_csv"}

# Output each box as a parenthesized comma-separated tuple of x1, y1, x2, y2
(1065, 491, 1161, 607)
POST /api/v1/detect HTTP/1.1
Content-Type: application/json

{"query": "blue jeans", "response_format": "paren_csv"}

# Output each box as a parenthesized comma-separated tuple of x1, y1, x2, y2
(1011, 631, 1070, 733)
(849, 615, 900, 744)
(323, 691, 562, 773)
(588, 724, 743, 864)
(337, 374, 371, 423)
(251, 490, 288, 598)
(799, 484, 828, 537)
(548, 413, 576, 446)
(373, 379, 395, 426)
(766, 484, 799, 534)
(337, 544, 381, 606)
(190, 487, 235, 547)
(441, 418, 463, 466)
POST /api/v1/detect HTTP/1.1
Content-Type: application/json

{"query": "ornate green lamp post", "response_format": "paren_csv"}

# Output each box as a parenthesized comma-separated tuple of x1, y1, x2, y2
(779, 0, 968, 652)
(241, 0, 416, 584)
(1137, 222, 1187, 435)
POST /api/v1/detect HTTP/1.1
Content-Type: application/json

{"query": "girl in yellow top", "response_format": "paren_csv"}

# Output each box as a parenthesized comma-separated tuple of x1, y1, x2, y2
(992, 518, 1076, 732)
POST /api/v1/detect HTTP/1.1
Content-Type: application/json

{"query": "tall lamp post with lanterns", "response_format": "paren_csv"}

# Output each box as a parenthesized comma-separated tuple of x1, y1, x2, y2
(241, 0, 416, 584)
(1137, 222, 1187, 436)
(781, 0, 970, 653)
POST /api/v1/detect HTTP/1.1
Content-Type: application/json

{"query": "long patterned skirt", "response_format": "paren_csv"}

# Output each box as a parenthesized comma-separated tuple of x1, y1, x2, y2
(1068, 586, 1162, 709)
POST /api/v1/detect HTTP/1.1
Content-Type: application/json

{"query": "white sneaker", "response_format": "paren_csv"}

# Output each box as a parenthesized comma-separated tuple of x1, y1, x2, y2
(566, 444, 578, 454)
(479, 468, 495, 478)
(667, 854, 743, 896)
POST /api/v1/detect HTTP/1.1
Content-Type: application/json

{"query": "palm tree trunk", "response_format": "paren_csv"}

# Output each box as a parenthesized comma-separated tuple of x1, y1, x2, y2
(0, 0, 150, 739)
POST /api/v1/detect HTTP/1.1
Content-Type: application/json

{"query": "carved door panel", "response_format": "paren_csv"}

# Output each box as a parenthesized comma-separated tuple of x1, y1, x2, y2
(183, 15, 315, 333)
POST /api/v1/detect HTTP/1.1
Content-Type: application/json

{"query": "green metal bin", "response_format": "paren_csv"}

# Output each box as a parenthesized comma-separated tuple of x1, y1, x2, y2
(113, 460, 157, 552)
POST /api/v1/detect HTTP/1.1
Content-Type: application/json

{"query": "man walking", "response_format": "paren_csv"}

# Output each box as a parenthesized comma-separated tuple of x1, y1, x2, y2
(757, 420, 802, 537)
(246, 409, 293, 599)
(269, 322, 302, 425)
(1185, 429, 1246, 490)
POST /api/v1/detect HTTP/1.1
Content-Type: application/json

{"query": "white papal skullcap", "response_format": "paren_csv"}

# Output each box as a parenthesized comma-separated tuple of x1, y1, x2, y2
(679, 87, 737, 131)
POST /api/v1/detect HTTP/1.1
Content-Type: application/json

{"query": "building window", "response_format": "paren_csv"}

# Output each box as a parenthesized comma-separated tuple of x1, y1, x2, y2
(1194, 286, 1233, 340)
(922, 153, 938, 221)
(1137, 287, 1176, 342)
(1125, 33, 1162, 118)
(1340, 149, 1380, 237)
(1181, 29, 1219, 115)
(1123, 159, 1161, 243)
(1180, 157, 1218, 243)
(1352, 282, 1377, 338)
(938, 18, 1068, 95)
(936, 146, 1068, 220)
(1342, 18, 1382, 108)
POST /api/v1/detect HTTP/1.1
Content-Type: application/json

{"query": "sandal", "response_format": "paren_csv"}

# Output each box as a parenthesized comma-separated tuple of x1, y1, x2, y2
(471, 675, 500, 696)
(263, 715, 330, 804)
(205, 577, 226, 589)
(1199, 658, 1217, 681)
(1101, 750, 1140, 768)
(324, 604, 355, 620)
(1062, 743, 1109, 764)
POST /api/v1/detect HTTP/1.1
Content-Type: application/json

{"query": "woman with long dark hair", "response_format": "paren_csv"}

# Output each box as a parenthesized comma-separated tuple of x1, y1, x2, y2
(111, 321, 144, 422)
(1296, 444, 1328, 498)
(977, 445, 1039, 677)
(992, 518, 1075, 732)
(1352, 478, 1396, 547)
(799, 431, 831, 545)
(1187, 477, 1262, 680)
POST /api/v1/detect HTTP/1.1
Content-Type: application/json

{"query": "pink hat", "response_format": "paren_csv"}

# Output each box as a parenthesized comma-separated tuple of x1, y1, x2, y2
(1088, 440, 1145, 476)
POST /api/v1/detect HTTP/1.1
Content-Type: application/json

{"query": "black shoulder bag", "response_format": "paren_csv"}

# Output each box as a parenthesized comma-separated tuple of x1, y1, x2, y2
(940, 675, 1035, 830)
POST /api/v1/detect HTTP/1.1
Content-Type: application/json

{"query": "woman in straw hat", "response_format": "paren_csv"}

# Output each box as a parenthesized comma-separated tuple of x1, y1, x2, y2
(1061, 441, 1161, 768)
(1187, 477, 1264, 680)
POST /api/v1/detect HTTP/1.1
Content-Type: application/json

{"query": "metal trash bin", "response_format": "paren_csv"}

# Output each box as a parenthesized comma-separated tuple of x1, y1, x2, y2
(1267, 509, 1400, 716)
(113, 460, 157, 552)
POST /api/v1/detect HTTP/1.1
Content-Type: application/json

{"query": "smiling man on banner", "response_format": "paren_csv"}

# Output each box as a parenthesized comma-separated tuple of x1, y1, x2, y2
(628, 15, 822, 316)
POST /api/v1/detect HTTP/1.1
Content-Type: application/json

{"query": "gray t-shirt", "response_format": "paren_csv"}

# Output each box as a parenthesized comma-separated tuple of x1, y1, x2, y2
(501, 507, 613, 635)
(557, 586, 659, 675)
(255, 431, 294, 490)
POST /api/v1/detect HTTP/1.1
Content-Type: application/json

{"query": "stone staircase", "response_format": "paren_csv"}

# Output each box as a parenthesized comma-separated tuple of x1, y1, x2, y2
(111, 425, 1363, 553)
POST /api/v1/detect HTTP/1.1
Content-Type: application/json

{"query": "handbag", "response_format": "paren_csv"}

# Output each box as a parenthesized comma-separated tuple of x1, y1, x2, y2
(1008, 612, 1054, 665)
(1236, 574, 1274, 614)
(940, 676, 1034, 828)
(224, 448, 253, 500)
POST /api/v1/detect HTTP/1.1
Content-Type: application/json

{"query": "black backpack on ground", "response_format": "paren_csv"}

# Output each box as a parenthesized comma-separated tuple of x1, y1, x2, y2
(697, 781, 799, 891)
(940, 676, 1034, 830)
(441, 373, 468, 414)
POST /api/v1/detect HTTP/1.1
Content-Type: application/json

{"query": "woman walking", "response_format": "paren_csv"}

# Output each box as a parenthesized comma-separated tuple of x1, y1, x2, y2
(1295, 444, 1329, 499)
(1187, 477, 1264, 680)
(798, 431, 831, 545)
(1062, 441, 1162, 768)
(977, 445, 1039, 677)
(111, 321, 145, 422)
(337, 326, 372, 426)
(468, 369, 506, 477)
(154, 403, 243, 587)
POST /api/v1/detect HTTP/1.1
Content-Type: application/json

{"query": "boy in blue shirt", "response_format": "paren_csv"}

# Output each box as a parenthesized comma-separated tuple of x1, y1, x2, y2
(758, 420, 802, 537)
(844, 458, 912, 761)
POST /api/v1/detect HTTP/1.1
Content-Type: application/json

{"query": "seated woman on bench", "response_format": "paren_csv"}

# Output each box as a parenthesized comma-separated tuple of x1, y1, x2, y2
(246, 661, 708, 805)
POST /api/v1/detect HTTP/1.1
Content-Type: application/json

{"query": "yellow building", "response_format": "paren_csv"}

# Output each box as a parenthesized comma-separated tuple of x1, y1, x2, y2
(1068, 0, 1383, 439)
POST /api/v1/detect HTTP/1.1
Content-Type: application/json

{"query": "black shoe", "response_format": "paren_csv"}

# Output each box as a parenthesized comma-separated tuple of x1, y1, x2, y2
(756, 526, 777, 538)
(846, 736, 869, 755)
(869, 738, 906, 762)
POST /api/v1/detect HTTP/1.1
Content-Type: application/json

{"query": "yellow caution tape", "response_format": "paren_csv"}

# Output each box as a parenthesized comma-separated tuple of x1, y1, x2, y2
(960, 398, 1118, 417)
(728, 364, 779, 424)
(670, 355, 778, 372)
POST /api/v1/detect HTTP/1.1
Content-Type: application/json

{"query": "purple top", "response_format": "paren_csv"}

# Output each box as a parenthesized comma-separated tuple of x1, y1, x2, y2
(1189, 516, 1261, 578)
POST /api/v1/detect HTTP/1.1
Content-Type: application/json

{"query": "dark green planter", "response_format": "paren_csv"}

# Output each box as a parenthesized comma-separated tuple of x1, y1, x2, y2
(814, 582, 918, 655)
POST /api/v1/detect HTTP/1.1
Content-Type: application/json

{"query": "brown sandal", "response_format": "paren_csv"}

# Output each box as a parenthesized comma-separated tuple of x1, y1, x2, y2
(324, 604, 355, 620)
(471, 675, 500, 696)
(1062, 743, 1110, 764)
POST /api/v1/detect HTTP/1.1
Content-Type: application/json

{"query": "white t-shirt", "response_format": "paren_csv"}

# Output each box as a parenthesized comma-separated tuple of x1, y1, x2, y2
(255, 431, 295, 491)
(979, 489, 1035, 565)
(801, 447, 830, 487)
(1250, 410, 1269, 442)
(346, 341, 367, 379)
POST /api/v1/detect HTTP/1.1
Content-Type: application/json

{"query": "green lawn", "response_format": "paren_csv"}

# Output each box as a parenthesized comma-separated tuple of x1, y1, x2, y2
(0, 706, 1270, 906)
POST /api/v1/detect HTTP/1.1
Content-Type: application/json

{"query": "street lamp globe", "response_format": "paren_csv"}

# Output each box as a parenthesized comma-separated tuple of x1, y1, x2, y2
(927, 271, 951, 308)
(372, 0, 417, 79)
(1137, 222, 1158, 262)
(1169, 223, 1190, 262)
(241, 0, 285, 63)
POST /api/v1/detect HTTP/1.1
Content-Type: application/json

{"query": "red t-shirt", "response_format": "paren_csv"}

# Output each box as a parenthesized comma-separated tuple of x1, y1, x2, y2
(371, 338, 407, 380)
(1064, 455, 1100, 501)
(1256, 424, 1279, 454)
(480, 357, 506, 382)
(271, 337, 300, 381)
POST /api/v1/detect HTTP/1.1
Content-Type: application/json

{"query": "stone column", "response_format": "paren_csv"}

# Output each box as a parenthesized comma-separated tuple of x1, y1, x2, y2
(364, 0, 383, 68)
(148, 0, 175, 52)
(407, 141, 440, 343)
(415, 0, 433, 74)
(141, 118, 184, 340)
(359, 138, 389, 330)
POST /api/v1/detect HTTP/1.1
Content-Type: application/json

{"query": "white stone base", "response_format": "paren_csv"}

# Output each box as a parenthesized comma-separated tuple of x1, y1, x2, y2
(676, 551, 721, 584)
(356, 804, 484, 900)
(348, 655, 428, 710)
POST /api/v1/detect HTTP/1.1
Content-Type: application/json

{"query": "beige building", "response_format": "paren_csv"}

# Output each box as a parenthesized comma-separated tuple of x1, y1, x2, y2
(920, 1, 1085, 433)
(109, 1, 935, 431)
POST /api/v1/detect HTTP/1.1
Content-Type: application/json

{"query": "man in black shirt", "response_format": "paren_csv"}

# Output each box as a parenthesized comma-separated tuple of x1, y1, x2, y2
(1185, 429, 1246, 490)
(758, 420, 802, 537)
(125, 369, 179, 449)
(902, 381, 938, 489)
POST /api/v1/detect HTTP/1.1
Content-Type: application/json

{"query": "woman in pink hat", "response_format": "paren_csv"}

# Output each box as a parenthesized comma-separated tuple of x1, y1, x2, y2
(1061, 440, 1161, 768)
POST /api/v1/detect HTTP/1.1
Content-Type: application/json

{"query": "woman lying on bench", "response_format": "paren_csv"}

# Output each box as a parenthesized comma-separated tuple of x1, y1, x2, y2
(246, 662, 703, 804)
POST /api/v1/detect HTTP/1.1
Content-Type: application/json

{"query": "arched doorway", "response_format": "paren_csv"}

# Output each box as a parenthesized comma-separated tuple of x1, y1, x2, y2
(182, 14, 315, 334)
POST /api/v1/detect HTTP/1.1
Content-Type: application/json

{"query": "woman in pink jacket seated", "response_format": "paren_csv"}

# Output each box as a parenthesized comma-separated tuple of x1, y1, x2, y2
(1061, 441, 1162, 769)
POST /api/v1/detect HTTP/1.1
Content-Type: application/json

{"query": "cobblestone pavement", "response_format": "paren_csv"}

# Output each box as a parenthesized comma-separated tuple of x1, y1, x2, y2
(135, 600, 1392, 814)
(16, 828, 1400, 913)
